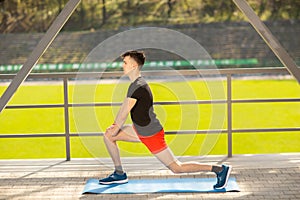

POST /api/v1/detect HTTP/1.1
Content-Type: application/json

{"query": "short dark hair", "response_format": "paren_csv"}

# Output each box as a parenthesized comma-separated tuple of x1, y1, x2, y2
(121, 50, 146, 67)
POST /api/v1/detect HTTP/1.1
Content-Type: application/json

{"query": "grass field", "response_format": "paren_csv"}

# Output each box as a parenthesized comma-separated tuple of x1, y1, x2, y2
(0, 78, 299, 159)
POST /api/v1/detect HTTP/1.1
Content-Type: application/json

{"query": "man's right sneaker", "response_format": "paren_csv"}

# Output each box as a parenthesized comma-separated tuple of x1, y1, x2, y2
(99, 171, 128, 185)
(213, 165, 232, 190)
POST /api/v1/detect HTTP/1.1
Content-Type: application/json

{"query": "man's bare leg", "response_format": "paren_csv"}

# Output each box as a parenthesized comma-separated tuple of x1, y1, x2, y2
(154, 147, 221, 173)
(103, 124, 140, 173)
(154, 147, 232, 189)
(100, 124, 140, 184)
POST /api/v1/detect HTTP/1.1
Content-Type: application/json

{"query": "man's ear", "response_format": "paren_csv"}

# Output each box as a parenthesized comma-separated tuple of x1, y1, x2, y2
(129, 57, 138, 69)
(133, 63, 139, 69)
(131, 60, 138, 69)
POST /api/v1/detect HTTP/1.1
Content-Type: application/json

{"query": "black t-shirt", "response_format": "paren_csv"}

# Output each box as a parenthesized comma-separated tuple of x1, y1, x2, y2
(127, 77, 163, 136)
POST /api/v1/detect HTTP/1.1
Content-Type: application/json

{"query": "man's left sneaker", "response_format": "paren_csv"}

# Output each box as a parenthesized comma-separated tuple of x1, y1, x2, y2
(99, 171, 128, 185)
(213, 165, 232, 189)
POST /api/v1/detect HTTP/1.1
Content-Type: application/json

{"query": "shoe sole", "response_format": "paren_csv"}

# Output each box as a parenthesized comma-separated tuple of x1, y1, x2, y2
(214, 165, 232, 190)
(99, 178, 128, 185)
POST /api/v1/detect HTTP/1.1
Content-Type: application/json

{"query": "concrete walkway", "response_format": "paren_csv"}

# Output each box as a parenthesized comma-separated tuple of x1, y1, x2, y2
(0, 154, 299, 199)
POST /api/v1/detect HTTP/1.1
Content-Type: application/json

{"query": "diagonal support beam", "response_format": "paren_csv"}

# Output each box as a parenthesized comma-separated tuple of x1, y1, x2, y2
(233, 0, 300, 84)
(0, 0, 81, 113)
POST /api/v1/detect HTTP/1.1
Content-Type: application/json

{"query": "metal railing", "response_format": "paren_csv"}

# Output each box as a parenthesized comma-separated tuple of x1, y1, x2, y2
(1, 67, 299, 160)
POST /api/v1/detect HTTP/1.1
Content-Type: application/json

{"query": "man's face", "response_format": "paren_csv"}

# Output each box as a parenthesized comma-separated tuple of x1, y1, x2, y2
(122, 56, 137, 75)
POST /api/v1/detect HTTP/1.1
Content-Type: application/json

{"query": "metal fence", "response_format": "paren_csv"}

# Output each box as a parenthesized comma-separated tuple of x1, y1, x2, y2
(1, 67, 299, 160)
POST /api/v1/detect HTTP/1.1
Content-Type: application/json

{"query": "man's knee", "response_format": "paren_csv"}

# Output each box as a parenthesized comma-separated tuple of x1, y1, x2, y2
(168, 161, 183, 174)
(103, 131, 114, 142)
(169, 166, 183, 174)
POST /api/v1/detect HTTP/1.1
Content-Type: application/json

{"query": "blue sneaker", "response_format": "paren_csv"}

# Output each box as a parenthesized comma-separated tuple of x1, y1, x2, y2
(99, 171, 128, 185)
(214, 165, 232, 189)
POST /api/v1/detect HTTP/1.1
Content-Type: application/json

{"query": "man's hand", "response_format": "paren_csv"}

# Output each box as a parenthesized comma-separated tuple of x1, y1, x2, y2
(105, 123, 120, 137)
(106, 97, 136, 137)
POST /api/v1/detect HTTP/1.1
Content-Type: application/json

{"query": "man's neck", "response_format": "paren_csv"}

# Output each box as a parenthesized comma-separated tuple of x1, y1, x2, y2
(128, 69, 141, 82)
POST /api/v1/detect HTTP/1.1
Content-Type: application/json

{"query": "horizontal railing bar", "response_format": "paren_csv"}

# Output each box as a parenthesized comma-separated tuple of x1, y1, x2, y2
(1, 127, 299, 139)
(142, 68, 290, 76)
(0, 133, 67, 138)
(155, 99, 300, 105)
(5, 103, 123, 109)
(232, 98, 300, 103)
(0, 130, 223, 138)
(0, 133, 105, 138)
(72, 102, 122, 107)
(154, 100, 226, 105)
(218, 67, 289, 75)
(232, 128, 300, 133)
(75, 130, 228, 135)
(6, 104, 64, 109)
(165, 130, 228, 134)
(71, 100, 227, 107)
(0, 67, 290, 80)
(71, 133, 103, 137)
(5, 98, 299, 109)
(3, 101, 223, 109)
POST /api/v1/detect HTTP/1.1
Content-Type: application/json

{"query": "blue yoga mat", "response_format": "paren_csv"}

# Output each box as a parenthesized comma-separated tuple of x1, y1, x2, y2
(82, 177, 240, 194)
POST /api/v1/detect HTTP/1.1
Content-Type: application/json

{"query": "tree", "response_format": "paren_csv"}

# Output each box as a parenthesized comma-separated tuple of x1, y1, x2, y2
(0, 0, 299, 33)
(102, 0, 106, 25)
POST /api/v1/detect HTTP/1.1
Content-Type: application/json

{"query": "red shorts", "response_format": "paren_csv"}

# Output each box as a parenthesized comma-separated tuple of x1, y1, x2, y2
(134, 127, 168, 154)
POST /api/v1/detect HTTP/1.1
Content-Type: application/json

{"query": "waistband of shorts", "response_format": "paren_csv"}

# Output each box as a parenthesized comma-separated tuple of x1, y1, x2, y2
(133, 125, 164, 138)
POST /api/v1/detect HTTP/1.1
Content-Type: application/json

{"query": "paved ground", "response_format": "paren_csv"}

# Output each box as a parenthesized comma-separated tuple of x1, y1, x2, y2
(0, 154, 299, 200)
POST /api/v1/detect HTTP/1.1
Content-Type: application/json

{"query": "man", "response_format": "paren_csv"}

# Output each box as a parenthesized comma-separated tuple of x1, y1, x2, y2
(99, 50, 232, 189)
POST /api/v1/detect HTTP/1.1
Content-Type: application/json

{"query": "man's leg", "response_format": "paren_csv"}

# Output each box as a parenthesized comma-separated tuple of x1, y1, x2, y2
(100, 124, 140, 184)
(154, 147, 217, 173)
(103, 124, 140, 172)
(154, 147, 232, 189)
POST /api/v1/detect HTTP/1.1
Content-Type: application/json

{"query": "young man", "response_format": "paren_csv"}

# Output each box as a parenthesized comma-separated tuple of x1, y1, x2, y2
(99, 50, 232, 189)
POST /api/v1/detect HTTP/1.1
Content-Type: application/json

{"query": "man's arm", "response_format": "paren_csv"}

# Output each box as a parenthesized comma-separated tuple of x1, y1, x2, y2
(106, 97, 137, 136)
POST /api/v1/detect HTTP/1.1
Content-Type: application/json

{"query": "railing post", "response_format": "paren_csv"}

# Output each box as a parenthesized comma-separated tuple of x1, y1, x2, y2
(63, 78, 71, 161)
(227, 74, 233, 157)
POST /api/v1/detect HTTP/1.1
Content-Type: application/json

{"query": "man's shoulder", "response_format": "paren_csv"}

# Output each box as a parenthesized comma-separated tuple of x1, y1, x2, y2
(135, 77, 147, 86)
(130, 77, 148, 90)
(127, 77, 147, 96)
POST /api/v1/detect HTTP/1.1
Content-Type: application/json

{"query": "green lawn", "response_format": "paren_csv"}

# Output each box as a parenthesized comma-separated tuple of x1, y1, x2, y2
(0, 78, 299, 159)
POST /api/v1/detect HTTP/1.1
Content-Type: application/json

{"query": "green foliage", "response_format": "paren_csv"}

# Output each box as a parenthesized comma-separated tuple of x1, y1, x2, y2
(0, 0, 299, 33)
